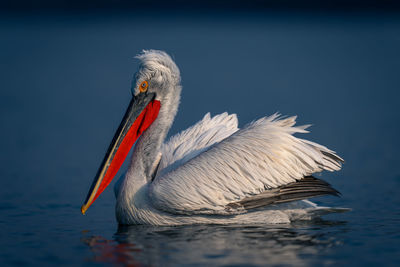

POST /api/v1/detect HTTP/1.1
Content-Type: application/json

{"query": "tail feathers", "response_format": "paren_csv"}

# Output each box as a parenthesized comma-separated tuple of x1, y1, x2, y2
(306, 206, 351, 216)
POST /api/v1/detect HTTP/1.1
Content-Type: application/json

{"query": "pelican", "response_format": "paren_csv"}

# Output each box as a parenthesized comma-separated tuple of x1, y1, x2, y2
(81, 50, 345, 225)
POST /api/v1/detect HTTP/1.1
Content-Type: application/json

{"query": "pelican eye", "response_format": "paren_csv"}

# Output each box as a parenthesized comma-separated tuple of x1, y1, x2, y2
(139, 81, 149, 93)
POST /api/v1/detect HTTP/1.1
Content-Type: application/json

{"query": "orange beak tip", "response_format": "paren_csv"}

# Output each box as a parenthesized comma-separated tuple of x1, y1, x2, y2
(81, 205, 87, 215)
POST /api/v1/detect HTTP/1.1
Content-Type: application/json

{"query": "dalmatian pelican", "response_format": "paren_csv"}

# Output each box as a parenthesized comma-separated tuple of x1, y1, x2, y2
(81, 50, 345, 225)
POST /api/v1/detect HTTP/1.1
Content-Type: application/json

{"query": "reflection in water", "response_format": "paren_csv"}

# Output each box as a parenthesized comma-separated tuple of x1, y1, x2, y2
(82, 220, 347, 266)
(81, 234, 142, 266)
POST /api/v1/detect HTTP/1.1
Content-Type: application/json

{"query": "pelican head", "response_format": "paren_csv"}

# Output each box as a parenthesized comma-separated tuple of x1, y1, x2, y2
(133, 50, 181, 101)
(81, 50, 182, 214)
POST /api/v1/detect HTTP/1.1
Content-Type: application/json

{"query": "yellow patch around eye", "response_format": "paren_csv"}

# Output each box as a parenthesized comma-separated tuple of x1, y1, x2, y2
(139, 81, 149, 93)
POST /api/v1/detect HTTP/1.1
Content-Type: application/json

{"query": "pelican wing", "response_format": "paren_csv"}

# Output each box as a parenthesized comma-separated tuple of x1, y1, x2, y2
(157, 112, 238, 178)
(149, 114, 343, 215)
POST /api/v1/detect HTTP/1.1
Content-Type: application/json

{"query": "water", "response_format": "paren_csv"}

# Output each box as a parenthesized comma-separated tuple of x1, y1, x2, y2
(1, 11, 399, 266)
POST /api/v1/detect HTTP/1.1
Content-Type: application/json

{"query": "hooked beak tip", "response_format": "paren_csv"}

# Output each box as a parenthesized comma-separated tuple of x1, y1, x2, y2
(81, 204, 88, 215)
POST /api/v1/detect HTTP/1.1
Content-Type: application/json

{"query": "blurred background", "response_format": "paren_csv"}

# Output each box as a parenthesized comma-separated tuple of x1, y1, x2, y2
(1, 1, 399, 266)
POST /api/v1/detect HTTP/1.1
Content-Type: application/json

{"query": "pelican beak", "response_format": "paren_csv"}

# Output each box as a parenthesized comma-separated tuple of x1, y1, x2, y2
(81, 92, 160, 214)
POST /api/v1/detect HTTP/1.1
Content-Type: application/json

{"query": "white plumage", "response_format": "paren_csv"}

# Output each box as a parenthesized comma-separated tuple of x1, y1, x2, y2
(111, 50, 345, 225)
(151, 113, 342, 216)
(158, 112, 239, 178)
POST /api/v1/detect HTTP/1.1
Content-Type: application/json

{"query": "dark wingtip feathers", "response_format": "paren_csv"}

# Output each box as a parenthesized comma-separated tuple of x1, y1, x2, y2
(227, 176, 341, 211)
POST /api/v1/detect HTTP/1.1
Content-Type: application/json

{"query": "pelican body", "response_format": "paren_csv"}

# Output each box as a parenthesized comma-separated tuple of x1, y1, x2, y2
(82, 50, 345, 225)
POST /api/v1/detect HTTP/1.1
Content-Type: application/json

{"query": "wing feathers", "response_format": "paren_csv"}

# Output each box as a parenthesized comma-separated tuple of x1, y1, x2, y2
(150, 113, 343, 215)
(228, 176, 340, 210)
(157, 112, 238, 178)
